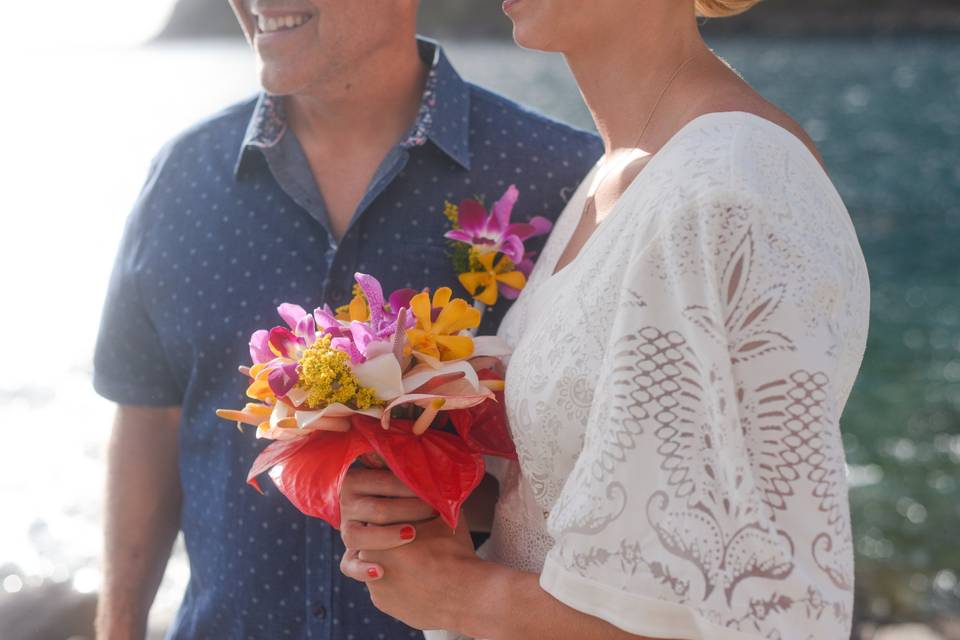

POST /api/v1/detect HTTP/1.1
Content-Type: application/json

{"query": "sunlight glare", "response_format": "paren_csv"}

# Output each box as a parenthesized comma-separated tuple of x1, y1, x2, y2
(6, 0, 179, 49)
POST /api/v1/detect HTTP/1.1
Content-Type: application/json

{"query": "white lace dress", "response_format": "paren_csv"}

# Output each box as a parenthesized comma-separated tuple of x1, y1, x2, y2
(430, 112, 870, 640)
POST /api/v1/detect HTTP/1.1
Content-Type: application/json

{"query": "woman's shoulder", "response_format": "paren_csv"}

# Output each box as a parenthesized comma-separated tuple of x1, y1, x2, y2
(674, 79, 823, 162)
(652, 106, 839, 214)
(714, 95, 823, 166)
(627, 103, 861, 262)
(642, 108, 866, 286)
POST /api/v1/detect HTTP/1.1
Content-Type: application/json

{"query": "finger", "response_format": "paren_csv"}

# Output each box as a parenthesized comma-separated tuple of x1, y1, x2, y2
(343, 468, 420, 499)
(342, 496, 437, 526)
(340, 548, 384, 582)
(341, 520, 417, 551)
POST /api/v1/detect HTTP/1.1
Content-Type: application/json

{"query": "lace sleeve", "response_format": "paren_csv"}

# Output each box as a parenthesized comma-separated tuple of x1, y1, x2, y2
(539, 177, 865, 639)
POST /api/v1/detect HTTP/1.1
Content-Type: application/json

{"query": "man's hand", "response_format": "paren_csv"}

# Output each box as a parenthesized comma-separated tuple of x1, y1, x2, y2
(96, 405, 181, 640)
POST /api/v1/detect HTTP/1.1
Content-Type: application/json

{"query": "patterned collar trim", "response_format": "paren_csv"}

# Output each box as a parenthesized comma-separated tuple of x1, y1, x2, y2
(399, 39, 472, 170)
(234, 38, 471, 177)
(243, 93, 288, 150)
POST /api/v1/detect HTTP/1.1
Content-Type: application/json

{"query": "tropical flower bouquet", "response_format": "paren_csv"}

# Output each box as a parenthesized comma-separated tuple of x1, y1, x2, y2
(218, 185, 550, 530)
(217, 273, 517, 529)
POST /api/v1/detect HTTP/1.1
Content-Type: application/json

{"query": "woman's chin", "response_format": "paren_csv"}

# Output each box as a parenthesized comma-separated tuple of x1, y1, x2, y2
(505, 2, 567, 53)
(510, 22, 561, 53)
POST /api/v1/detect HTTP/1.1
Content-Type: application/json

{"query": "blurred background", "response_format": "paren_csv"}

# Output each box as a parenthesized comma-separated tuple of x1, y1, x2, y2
(1, 0, 957, 638)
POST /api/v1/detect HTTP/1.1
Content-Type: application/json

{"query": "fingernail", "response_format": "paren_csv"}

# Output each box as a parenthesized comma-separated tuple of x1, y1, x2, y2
(367, 567, 379, 579)
(400, 526, 415, 541)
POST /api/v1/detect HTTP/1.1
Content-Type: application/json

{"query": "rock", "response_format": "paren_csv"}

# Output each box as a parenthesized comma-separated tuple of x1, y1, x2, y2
(0, 582, 96, 640)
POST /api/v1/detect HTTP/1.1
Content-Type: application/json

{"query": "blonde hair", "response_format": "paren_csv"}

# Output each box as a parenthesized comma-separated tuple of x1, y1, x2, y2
(694, 0, 763, 18)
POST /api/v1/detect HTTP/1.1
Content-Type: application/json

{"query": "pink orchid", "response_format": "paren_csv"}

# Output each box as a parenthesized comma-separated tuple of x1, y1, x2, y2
(245, 305, 322, 398)
(444, 184, 552, 265)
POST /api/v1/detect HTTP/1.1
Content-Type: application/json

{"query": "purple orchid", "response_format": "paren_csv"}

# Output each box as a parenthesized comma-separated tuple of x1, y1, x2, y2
(354, 273, 419, 336)
(245, 304, 322, 397)
(309, 275, 418, 364)
(444, 185, 552, 266)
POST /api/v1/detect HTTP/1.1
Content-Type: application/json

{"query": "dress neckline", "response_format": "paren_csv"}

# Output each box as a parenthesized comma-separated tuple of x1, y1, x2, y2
(541, 111, 838, 283)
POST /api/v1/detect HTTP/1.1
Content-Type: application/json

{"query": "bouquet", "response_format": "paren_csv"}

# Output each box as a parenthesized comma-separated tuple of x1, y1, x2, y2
(217, 274, 517, 529)
(217, 185, 551, 530)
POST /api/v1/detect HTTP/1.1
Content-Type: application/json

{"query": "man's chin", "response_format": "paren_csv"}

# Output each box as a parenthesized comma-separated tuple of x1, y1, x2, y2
(257, 67, 308, 97)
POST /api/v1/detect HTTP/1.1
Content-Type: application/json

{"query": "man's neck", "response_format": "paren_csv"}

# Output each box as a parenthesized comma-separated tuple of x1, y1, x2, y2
(286, 39, 428, 154)
(564, 10, 708, 155)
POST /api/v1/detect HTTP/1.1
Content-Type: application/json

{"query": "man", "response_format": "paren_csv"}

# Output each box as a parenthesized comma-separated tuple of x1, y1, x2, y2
(93, 1, 601, 638)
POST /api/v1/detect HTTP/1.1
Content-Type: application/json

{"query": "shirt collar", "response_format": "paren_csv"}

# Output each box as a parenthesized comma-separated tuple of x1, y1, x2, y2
(234, 37, 471, 177)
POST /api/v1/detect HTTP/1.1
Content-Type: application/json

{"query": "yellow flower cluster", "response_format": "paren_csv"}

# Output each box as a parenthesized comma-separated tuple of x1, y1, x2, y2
(297, 334, 382, 410)
(443, 201, 460, 226)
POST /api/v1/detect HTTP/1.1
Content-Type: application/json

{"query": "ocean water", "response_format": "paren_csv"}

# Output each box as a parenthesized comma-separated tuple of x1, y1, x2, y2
(1, 36, 957, 635)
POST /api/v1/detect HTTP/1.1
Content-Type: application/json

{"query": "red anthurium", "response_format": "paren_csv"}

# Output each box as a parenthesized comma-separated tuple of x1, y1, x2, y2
(246, 434, 318, 494)
(252, 428, 374, 528)
(351, 417, 485, 528)
(248, 415, 486, 529)
(447, 373, 517, 460)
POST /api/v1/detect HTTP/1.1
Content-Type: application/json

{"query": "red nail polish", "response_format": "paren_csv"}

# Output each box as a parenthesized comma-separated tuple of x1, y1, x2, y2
(400, 526, 415, 540)
(367, 567, 379, 579)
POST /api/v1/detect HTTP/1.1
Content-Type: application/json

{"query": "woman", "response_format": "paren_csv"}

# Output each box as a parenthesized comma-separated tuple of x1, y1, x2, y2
(338, 0, 870, 638)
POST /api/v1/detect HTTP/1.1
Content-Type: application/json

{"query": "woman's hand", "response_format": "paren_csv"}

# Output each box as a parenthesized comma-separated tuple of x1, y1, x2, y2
(339, 504, 648, 639)
(339, 467, 437, 552)
(340, 514, 483, 631)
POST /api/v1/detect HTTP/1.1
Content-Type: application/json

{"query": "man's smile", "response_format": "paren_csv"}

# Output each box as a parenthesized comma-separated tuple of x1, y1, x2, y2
(255, 13, 313, 34)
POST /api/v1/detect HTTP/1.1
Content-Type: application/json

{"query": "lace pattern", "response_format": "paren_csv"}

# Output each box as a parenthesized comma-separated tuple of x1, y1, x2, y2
(482, 112, 869, 640)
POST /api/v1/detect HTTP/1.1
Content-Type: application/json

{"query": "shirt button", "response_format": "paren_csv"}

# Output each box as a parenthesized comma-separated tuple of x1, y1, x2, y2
(312, 604, 327, 620)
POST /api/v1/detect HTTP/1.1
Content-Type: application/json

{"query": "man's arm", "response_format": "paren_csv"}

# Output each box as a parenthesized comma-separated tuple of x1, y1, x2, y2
(97, 405, 181, 640)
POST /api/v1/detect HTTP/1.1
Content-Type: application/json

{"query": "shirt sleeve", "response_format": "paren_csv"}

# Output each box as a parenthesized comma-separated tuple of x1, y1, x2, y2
(93, 158, 183, 407)
(539, 178, 864, 639)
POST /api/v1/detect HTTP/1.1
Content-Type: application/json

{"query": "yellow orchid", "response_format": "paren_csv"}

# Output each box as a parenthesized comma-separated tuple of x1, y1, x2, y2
(335, 284, 370, 322)
(216, 402, 275, 433)
(406, 287, 481, 365)
(458, 252, 526, 307)
(245, 362, 277, 402)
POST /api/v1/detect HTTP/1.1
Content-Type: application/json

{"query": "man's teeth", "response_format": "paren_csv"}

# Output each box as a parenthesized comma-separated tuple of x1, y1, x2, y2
(257, 15, 309, 33)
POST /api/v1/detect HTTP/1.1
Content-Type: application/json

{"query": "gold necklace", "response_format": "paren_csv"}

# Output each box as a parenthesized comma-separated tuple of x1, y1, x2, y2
(588, 51, 702, 203)
(554, 51, 702, 277)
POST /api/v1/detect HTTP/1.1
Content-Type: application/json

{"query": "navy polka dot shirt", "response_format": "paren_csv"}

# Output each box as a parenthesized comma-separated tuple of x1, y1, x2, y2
(94, 39, 601, 639)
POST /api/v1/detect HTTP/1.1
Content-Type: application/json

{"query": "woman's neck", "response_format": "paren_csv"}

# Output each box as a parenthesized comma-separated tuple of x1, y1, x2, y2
(563, 9, 709, 155)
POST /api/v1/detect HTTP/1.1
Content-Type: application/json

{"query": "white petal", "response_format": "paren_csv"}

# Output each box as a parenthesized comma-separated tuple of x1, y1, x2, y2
(364, 340, 394, 360)
(471, 336, 512, 358)
(353, 353, 405, 402)
(285, 387, 308, 406)
(269, 401, 294, 430)
(411, 350, 443, 369)
(380, 390, 491, 429)
(254, 403, 300, 440)
(402, 361, 480, 394)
